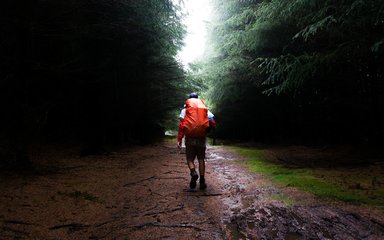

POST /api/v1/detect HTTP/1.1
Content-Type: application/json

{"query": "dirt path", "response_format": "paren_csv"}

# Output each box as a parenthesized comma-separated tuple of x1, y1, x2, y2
(208, 147, 384, 239)
(1, 142, 384, 239)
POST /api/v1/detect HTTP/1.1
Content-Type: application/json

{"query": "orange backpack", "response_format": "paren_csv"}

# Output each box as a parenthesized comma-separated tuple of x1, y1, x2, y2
(183, 98, 209, 138)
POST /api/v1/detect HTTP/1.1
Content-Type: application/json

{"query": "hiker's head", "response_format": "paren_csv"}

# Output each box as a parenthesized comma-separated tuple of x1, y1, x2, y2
(189, 92, 198, 99)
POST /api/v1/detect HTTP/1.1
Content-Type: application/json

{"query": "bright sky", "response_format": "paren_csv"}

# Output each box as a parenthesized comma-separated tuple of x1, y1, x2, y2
(177, 0, 212, 68)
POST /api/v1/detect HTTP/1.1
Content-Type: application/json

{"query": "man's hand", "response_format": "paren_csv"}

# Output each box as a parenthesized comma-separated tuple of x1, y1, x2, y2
(177, 141, 182, 149)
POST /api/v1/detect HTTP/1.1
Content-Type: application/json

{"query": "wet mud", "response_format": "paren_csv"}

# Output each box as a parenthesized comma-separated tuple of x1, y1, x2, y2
(207, 146, 384, 240)
(0, 142, 383, 239)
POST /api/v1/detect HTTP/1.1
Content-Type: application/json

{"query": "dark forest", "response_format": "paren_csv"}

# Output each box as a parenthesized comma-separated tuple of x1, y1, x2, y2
(1, 0, 189, 167)
(1, 1, 384, 239)
(1, 0, 384, 168)
(199, 0, 384, 144)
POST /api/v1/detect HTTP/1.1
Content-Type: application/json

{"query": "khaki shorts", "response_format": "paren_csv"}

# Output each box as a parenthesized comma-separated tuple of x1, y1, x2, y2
(185, 137, 206, 161)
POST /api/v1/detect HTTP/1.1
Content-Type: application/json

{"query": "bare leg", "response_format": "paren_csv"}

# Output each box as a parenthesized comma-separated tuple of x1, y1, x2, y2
(197, 158, 205, 176)
(185, 142, 196, 170)
(187, 157, 198, 189)
(196, 145, 206, 176)
(198, 158, 207, 190)
(197, 146, 207, 190)
(187, 159, 195, 170)
(185, 138, 205, 189)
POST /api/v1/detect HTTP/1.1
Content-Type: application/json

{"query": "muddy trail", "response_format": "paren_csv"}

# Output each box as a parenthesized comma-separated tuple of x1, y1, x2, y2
(1, 142, 384, 239)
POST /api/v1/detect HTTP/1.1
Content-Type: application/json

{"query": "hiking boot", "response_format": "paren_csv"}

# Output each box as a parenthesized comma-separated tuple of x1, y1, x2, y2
(190, 171, 199, 189)
(200, 176, 207, 190)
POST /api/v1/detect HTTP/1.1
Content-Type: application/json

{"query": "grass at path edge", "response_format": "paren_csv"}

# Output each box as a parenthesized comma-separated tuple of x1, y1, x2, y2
(231, 146, 383, 207)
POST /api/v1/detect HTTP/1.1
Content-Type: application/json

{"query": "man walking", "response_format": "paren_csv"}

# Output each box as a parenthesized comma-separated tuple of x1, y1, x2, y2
(177, 93, 215, 190)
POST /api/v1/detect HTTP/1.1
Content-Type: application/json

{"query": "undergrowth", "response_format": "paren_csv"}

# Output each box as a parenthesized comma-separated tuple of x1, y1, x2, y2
(231, 146, 384, 209)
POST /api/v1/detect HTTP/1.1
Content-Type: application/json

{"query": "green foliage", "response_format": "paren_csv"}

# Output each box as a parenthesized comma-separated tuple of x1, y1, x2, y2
(0, 0, 189, 160)
(190, 0, 384, 143)
(232, 146, 384, 206)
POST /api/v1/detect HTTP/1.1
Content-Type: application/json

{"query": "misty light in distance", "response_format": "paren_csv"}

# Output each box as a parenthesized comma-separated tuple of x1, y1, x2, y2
(177, 0, 212, 68)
